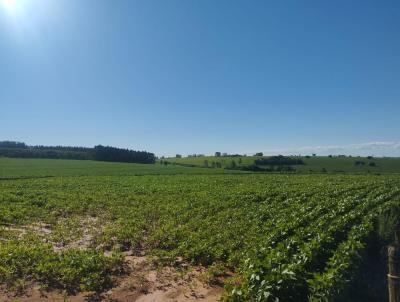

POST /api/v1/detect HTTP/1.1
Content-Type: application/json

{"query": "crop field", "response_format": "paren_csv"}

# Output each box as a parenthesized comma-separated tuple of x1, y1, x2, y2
(1, 158, 400, 301)
(167, 155, 400, 174)
(0, 157, 232, 179)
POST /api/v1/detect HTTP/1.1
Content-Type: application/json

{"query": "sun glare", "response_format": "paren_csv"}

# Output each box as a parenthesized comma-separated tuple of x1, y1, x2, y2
(2, 0, 16, 11)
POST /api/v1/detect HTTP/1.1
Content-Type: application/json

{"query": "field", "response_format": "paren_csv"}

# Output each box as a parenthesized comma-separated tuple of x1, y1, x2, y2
(0, 157, 232, 179)
(1, 157, 400, 301)
(166, 155, 400, 174)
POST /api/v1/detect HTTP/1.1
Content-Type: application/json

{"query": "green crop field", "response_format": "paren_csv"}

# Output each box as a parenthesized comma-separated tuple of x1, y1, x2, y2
(166, 155, 400, 174)
(0, 157, 233, 179)
(1, 157, 400, 301)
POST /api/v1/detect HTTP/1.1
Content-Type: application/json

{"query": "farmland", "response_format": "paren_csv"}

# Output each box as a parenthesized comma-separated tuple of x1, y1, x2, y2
(0, 158, 400, 301)
(166, 155, 400, 174)
(0, 157, 231, 179)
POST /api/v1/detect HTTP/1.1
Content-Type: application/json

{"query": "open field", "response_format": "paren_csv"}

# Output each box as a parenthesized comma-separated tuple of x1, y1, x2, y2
(0, 158, 400, 301)
(0, 157, 233, 179)
(166, 155, 400, 173)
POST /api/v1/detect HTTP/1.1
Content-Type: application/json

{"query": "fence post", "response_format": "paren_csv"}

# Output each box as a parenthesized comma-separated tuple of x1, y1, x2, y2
(388, 230, 400, 302)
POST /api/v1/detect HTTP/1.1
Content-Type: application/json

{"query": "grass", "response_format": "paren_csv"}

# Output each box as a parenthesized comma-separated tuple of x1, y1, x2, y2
(297, 156, 400, 173)
(2, 155, 399, 180)
(166, 155, 400, 173)
(0, 157, 233, 179)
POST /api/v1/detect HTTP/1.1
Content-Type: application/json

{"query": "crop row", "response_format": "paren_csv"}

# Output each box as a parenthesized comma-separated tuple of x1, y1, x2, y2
(0, 174, 399, 300)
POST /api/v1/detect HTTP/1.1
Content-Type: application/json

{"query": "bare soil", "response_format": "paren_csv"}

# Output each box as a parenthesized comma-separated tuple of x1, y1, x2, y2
(104, 254, 223, 302)
(0, 253, 223, 302)
(0, 219, 224, 302)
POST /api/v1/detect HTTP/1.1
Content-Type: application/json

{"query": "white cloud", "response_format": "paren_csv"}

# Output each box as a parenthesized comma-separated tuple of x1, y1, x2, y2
(256, 141, 400, 157)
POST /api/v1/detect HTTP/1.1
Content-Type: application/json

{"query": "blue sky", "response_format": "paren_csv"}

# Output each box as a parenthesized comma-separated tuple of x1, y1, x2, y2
(0, 0, 399, 156)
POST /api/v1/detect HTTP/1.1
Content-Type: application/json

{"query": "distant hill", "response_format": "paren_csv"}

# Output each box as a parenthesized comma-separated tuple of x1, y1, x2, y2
(164, 154, 400, 174)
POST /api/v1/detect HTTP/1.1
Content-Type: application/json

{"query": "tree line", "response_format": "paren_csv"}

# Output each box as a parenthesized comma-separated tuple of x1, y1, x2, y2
(93, 145, 155, 164)
(0, 141, 155, 164)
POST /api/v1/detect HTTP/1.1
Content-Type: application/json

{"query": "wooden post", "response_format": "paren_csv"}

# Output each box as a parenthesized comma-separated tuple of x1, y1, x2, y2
(388, 230, 400, 302)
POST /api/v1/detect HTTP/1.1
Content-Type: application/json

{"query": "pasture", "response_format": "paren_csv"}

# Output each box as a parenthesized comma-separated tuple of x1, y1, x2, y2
(166, 155, 400, 174)
(0, 157, 229, 179)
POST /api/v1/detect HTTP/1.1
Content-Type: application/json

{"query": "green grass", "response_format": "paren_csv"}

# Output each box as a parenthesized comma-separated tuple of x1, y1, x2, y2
(2, 155, 398, 179)
(297, 156, 400, 173)
(165, 155, 259, 167)
(166, 155, 400, 173)
(0, 157, 233, 179)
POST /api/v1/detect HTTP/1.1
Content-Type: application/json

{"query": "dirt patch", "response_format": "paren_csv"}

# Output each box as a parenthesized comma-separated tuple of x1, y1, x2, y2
(0, 253, 224, 302)
(104, 253, 224, 302)
(1, 222, 52, 238)
(0, 216, 101, 252)
(52, 216, 100, 252)
(0, 284, 88, 302)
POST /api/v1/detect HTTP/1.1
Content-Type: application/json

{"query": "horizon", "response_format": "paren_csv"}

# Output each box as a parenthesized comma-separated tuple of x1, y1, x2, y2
(1, 0, 399, 156)
(1, 138, 400, 158)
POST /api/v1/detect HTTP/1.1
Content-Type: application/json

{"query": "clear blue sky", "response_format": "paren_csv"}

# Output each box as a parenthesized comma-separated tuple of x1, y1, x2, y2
(1, 0, 399, 156)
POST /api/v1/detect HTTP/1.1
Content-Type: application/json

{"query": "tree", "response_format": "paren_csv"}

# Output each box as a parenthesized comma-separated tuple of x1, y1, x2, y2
(0, 142, 156, 164)
(355, 161, 365, 166)
(94, 145, 156, 164)
(238, 158, 242, 164)
(204, 160, 209, 168)
(0, 141, 27, 149)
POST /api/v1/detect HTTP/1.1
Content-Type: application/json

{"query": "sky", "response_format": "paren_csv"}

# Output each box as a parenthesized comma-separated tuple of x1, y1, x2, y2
(0, 0, 399, 157)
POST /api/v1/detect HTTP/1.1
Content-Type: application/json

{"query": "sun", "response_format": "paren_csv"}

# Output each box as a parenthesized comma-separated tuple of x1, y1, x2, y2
(1, 0, 17, 11)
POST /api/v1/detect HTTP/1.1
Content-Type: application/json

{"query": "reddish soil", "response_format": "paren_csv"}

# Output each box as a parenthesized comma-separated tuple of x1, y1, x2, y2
(104, 255, 223, 302)
(0, 254, 223, 302)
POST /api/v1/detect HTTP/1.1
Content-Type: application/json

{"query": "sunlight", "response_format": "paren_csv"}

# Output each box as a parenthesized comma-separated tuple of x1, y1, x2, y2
(0, 0, 63, 45)
(1, 0, 17, 11)
(0, 0, 25, 18)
